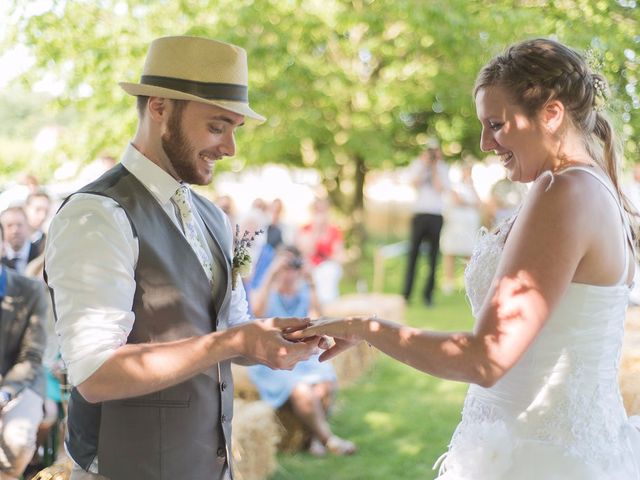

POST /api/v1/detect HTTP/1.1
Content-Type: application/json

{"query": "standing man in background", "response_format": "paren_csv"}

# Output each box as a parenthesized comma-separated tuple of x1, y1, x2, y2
(402, 144, 449, 306)
(45, 36, 319, 480)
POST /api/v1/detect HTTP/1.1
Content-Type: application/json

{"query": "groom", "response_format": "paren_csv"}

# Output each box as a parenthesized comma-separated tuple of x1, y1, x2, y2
(45, 36, 319, 480)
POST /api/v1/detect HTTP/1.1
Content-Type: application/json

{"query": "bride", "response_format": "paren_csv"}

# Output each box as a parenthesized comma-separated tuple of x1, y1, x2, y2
(293, 38, 640, 479)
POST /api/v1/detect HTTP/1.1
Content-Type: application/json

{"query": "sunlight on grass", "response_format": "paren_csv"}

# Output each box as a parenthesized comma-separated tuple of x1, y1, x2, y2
(363, 410, 394, 432)
(434, 378, 469, 396)
(394, 437, 425, 456)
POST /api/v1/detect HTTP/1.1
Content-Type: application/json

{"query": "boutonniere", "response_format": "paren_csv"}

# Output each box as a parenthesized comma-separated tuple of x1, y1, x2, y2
(232, 225, 263, 290)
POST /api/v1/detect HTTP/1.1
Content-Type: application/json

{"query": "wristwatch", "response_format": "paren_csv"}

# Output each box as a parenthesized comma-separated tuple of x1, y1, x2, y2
(0, 391, 12, 408)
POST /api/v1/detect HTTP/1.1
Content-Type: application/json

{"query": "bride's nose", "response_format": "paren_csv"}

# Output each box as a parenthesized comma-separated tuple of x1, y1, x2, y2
(480, 128, 497, 152)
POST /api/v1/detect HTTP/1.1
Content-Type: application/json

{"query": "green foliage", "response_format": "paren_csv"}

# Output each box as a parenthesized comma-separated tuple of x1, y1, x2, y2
(3, 0, 640, 194)
(0, 85, 58, 182)
(0, 138, 37, 181)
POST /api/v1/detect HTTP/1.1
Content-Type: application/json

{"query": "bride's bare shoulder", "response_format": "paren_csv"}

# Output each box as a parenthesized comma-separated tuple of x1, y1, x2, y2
(525, 167, 610, 215)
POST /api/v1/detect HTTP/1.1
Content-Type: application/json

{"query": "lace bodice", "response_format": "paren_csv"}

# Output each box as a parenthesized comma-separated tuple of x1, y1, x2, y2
(463, 215, 515, 318)
(438, 169, 640, 480)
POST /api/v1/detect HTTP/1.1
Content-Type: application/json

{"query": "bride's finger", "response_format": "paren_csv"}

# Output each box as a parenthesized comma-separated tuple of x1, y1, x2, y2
(283, 327, 320, 341)
(318, 345, 345, 362)
(318, 339, 353, 362)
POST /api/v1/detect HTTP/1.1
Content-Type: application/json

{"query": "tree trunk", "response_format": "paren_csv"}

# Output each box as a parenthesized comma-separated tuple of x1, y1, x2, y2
(346, 154, 368, 279)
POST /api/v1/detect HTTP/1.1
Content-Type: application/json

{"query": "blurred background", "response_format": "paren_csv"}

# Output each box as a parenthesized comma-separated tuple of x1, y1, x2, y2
(2, 0, 639, 255)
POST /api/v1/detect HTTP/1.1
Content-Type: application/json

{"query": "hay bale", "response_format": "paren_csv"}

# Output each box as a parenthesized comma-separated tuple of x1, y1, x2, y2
(31, 460, 72, 480)
(231, 364, 260, 401)
(231, 364, 309, 454)
(621, 307, 640, 415)
(323, 293, 406, 387)
(274, 402, 311, 453)
(323, 293, 406, 324)
(329, 342, 377, 389)
(232, 399, 282, 480)
(624, 306, 640, 341)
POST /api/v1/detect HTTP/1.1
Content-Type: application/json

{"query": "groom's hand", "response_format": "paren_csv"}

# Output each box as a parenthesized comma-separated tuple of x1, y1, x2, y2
(281, 318, 332, 350)
(285, 316, 369, 362)
(231, 317, 320, 370)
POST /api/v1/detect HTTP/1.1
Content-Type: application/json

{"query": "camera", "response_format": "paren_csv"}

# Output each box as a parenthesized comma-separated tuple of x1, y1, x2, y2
(288, 257, 304, 270)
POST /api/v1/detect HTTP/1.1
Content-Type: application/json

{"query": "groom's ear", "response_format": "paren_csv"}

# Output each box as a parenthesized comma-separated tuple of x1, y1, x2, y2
(147, 97, 169, 123)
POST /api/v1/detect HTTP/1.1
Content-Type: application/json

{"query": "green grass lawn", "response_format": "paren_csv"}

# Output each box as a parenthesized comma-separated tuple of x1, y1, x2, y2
(272, 251, 475, 479)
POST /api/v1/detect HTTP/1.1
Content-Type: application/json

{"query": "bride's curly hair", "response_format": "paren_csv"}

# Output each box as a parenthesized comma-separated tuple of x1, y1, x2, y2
(474, 38, 638, 246)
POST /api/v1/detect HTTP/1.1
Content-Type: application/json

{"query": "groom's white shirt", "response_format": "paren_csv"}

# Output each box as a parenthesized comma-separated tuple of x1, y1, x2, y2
(46, 143, 251, 388)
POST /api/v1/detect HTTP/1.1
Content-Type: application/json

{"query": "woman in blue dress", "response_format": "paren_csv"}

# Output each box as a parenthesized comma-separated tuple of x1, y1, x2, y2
(249, 245, 356, 456)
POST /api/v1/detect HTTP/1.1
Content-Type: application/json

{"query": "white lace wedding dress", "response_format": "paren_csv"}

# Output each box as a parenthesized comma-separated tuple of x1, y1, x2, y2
(436, 168, 640, 480)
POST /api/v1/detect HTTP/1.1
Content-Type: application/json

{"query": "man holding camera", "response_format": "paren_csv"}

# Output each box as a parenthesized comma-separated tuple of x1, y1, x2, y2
(402, 144, 449, 307)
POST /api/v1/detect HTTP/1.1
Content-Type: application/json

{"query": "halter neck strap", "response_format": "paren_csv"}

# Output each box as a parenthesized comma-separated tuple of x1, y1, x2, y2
(551, 166, 635, 286)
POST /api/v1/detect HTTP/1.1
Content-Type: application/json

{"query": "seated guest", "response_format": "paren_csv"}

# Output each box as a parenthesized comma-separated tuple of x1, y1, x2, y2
(296, 198, 345, 305)
(0, 207, 41, 274)
(23, 254, 66, 471)
(249, 199, 292, 291)
(0, 222, 48, 479)
(24, 191, 52, 257)
(249, 246, 356, 456)
(266, 198, 292, 250)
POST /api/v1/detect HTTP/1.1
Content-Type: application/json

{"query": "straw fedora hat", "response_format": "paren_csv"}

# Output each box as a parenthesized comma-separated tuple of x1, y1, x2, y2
(120, 35, 265, 122)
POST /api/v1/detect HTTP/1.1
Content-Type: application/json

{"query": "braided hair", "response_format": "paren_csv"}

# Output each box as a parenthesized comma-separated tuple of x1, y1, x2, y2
(475, 38, 637, 240)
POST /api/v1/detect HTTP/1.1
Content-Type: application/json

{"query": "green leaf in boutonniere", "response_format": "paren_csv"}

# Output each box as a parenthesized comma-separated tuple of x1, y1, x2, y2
(231, 225, 263, 290)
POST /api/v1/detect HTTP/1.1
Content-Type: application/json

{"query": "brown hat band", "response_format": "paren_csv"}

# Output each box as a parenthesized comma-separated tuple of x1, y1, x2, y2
(140, 75, 248, 102)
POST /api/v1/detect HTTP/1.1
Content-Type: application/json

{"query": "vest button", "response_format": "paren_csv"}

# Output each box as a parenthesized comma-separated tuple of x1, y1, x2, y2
(220, 382, 227, 391)
(221, 414, 227, 423)
(217, 446, 226, 458)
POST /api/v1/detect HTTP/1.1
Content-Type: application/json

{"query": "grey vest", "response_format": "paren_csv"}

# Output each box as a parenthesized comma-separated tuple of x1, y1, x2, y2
(51, 165, 235, 480)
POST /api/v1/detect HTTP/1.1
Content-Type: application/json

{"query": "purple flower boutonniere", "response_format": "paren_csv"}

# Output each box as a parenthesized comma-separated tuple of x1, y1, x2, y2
(232, 225, 263, 290)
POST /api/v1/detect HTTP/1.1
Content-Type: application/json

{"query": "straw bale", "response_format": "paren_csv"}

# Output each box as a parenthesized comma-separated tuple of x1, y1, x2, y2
(329, 342, 378, 388)
(625, 306, 640, 338)
(232, 399, 282, 480)
(621, 356, 640, 415)
(323, 293, 406, 387)
(621, 307, 640, 415)
(231, 364, 309, 453)
(274, 401, 311, 453)
(323, 293, 406, 324)
(231, 364, 260, 401)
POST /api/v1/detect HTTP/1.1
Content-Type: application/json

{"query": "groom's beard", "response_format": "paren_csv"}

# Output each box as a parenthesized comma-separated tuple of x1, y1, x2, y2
(161, 107, 207, 185)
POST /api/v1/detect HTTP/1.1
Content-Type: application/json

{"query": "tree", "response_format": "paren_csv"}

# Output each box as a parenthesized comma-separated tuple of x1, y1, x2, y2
(3, 0, 639, 257)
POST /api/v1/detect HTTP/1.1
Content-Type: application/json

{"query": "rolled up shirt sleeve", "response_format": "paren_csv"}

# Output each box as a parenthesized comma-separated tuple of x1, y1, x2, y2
(222, 212, 252, 327)
(45, 194, 138, 387)
(228, 281, 252, 327)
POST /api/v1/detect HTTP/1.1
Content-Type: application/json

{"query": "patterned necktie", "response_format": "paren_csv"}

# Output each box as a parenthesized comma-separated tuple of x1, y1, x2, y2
(172, 186, 214, 283)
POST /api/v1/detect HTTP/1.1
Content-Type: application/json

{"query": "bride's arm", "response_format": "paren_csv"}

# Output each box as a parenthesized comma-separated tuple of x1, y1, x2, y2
(300, 173, 605, 386)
